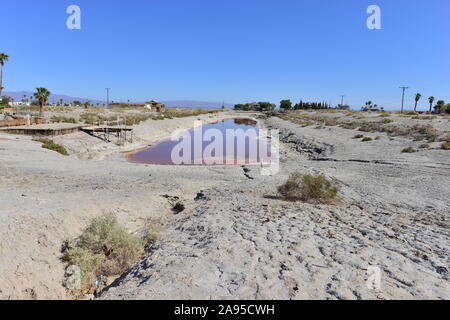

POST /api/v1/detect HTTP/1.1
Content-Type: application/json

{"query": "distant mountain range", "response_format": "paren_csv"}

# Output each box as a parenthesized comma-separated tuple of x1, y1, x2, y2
(3, 91, 233, 109)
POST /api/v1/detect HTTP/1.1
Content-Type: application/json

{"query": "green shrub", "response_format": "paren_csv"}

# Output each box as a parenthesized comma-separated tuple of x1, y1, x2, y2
(441, 142, 450, 150)
(353, 134, 364, 139)
(419, 144, 430, 149)
(361, 137, 373, 142)
(62, 213, 146, 293)
(277, 173, 340, 204)
(37, 138, 69, 156)
(402, 147, 417, 153)
(63, 247, 105, 290)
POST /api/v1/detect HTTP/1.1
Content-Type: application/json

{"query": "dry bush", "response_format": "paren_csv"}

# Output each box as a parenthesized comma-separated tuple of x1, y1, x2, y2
(51, 116, 78, 123)
(353, 134, 364, 139)
(142, 224, 164, 250)
(419, 144, 430, 149)
(427, 134, 438, 142)
(62, 213, 147, 293)
(358, 125, 372, 132)
(36, 138, 69, 156)
(361, 137, 373, 142)
(441, 142, 450, 150)
(280, 112, 442, 142)
(411, 115, 437, 120)
(278, 173, 340, 204)
(402, 147, 417, 153)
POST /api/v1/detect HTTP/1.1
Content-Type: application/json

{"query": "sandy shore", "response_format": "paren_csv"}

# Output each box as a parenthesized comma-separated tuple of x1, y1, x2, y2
(0, 110, 449, 300)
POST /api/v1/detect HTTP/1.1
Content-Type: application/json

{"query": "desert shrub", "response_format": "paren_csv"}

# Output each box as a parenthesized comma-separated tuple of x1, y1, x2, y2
(63, 247, 105, 290)
(37, 138, 69, 156)
(412, 115, 436, 120)
(279, 112, 441, 142)
(277, 173, 340, 204)
(62, 213, 146, 292)
(419, 144, 430, 149)
(358, 126, 372, 132)
(427, 134, 438, 142)
(353, 134, 364, 139)
(51, 116, 77, 123)
(402, 147, 417, 153)
(361, 137, 373, 142)
(339, 121, 358, 129)
(441, 142, 450, 150)
(142, 224, 164, 250)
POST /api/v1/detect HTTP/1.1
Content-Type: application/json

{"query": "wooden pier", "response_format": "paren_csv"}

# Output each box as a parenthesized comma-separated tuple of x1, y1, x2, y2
(0, 123, 85, 136)
(81, 126, 133, 145)
(0, 122, 134, 145)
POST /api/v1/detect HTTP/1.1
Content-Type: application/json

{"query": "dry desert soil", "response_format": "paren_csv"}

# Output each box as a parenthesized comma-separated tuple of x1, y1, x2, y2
(0, 109, 449, 300)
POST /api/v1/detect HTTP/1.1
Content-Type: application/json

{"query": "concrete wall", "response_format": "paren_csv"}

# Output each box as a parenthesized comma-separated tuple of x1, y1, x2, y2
(0, 118, 47, 128)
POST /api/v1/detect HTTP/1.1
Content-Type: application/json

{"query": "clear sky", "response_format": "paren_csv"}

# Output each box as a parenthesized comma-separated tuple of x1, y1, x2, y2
(1, 0, 449, 110)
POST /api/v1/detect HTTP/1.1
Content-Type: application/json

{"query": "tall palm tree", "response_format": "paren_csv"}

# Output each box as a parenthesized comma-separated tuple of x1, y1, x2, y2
(0, 53, 10, 97)
(33, 87, 51, 116)
(428, 96, 435, 113)
(435, 100, 445, 114)
(414, 93, 422, 112)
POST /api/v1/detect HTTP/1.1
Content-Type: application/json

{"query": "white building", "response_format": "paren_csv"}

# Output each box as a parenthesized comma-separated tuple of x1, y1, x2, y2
(9, 101, 31, 107)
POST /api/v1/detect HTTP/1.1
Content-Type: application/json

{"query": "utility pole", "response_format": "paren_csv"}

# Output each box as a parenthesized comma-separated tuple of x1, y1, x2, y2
(105, 88, 111, 108)
(399, 86, 409, 113)
(340, 95, 345, 106)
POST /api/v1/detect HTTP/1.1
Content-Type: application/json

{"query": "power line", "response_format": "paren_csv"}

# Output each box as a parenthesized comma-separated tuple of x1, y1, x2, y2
(399, 86, 409, 113)
(105, 88, 111, 108)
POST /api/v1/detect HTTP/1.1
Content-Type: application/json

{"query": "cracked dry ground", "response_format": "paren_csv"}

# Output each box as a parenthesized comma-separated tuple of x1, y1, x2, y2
(101, 117, 450, 300)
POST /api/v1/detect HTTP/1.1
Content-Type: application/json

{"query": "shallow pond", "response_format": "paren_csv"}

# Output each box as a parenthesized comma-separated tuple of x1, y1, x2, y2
(126, 118, 273, 165)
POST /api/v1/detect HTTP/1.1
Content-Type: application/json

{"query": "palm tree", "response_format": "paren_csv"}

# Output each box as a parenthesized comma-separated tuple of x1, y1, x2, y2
(33, 87, 51, 116)
(0, 53, 10, 97)
(414, 93, 421, 112)
(428, 96, 435, 113)
(435, 100, 445, 114)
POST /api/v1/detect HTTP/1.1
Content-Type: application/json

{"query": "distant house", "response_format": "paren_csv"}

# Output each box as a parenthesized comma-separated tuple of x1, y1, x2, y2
(145, 100, 165, 112)
(110, 102, 146, 107)
(247, 102, 261, 111)
(9, 101, 30, 107)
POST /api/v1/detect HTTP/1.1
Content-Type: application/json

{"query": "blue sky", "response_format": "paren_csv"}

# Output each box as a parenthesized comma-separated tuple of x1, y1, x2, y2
(1, 0, 449, 110)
